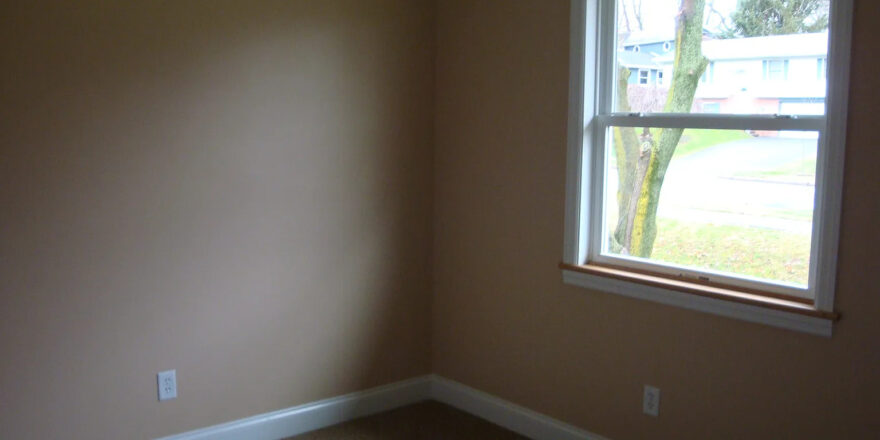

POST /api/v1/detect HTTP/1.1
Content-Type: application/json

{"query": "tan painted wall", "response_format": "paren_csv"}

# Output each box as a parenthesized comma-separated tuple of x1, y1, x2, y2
(3, 0, 879, 439)
(433, 1, 880, 439)
(0, 1, 434, 438)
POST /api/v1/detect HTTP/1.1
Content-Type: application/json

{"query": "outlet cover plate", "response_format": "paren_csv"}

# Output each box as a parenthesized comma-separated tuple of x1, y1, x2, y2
(158, 370, 177, 401)
(643, 385, 660, 416)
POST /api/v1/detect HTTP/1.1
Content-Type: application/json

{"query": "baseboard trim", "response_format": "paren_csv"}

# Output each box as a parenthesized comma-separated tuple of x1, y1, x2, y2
(155, 376, 432, 440)
(430, 375, 609, 440)
(156, 375, 608, 440)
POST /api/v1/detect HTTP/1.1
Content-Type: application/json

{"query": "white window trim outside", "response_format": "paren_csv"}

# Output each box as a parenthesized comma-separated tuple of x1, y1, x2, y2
(638, 69, 649, 84)
(763, 59, 790, 80)
(562, 0, 853, 336)
(701, 61, 714, 83)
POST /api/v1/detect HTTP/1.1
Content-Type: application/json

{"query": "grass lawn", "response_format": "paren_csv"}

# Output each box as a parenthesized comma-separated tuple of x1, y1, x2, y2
(610, 128, 750, 166)
(735, 157, 817, 185)
(672, 128, 751, 158)
(650, 218, 810, 286)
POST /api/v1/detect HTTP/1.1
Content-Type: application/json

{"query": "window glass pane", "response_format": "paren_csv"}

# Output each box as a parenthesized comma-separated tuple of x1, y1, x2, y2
(615, 0, 830, 115)
(603, 126, 817, 287)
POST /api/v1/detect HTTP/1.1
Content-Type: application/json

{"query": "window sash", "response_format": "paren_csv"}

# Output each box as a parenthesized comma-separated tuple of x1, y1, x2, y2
(587, 118, 826, 299)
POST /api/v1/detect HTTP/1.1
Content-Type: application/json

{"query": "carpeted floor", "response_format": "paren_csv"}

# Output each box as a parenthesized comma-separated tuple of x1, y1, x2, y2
(286, 401, 531, 439)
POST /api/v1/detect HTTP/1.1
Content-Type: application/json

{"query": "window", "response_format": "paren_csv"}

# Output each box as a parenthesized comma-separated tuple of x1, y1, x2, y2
(818, 57, 827, 80)
(657, 71, 664, 85)
(563, 0, 853, 336)
(762, 59, 789, 80)
(701, 102, 720, 113)
(700, 61, 714, 84)
(663, 41, 672, 52)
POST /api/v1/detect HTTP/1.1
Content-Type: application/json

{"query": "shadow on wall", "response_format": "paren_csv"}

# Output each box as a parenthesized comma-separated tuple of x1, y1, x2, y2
(0, 1, 434, 439)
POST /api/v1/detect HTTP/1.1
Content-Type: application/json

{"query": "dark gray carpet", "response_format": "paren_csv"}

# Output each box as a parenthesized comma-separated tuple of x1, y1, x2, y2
(286, 401, 531, 439)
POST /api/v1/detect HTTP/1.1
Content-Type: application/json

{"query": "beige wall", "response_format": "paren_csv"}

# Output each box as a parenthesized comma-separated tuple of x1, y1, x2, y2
(433, 1, 880, 439)
(3, 1, 879, 439)
(0, 1, 434, 438)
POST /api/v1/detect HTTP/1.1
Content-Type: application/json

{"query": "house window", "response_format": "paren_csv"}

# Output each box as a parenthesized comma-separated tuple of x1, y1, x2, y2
(633, 45, 641, 53)
(700, 61, 714, 83)
(663, 41, 672, 52)
(562, 0, 852, 336)
(763, 59, 789, 80)
(701, 102, 720, 113)
(657, 71, 664, 85)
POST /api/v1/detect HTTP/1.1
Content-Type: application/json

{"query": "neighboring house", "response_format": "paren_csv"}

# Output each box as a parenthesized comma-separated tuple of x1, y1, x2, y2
(619, 31, 828, 121)
(619, 30, 676, 86)
(619, 50, 666, 86)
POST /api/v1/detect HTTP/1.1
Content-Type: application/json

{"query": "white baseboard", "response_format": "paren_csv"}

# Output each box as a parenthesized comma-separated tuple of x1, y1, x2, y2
(155, 376, 432, 440)
(430, 375, 609, 440)
(156, 375, 609, 440)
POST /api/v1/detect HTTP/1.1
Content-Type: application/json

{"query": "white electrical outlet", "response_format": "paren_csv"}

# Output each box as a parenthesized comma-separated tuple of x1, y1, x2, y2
(157, 370, 177, 401)
(643, 385, 660, 417)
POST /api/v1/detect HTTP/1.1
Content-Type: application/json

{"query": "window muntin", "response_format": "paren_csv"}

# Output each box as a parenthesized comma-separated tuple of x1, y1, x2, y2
(587, 0, 839, 302)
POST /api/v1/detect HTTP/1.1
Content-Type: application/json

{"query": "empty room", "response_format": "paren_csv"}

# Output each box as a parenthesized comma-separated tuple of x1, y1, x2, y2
(2, 1, 878, 439)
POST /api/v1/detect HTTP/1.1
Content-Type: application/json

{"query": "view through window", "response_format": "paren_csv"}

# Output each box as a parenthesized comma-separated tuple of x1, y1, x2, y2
(600, 0, 831, 294)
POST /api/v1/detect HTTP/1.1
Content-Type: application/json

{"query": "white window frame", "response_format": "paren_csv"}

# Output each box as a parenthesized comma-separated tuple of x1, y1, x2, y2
(700, 61, 714, 83)
(763, 59, 790, 80)
(638, 69, 649, 84)
(562, 0, 853, 336)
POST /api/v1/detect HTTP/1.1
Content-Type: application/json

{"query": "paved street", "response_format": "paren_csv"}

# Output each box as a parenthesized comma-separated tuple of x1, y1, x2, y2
(607, 136, 818, 233)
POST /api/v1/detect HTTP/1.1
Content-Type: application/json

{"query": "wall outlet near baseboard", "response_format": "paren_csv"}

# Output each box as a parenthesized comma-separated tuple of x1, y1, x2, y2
(158, 370, 178, 401)
(643, 385, 660, 416)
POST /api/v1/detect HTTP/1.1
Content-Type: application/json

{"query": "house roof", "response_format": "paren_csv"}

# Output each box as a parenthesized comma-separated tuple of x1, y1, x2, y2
(622, 28, 715, 47)
(618, 50, 661, 68)
(653, 32, 828, 63)
(622, 30, 674, 47)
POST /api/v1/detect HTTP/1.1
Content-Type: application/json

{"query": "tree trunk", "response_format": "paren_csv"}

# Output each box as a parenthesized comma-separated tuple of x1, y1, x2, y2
(612, 0, 709, 258)
(611, 66, 640, 253)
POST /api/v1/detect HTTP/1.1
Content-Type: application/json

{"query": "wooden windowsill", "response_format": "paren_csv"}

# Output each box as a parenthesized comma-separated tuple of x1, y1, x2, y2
(559, 262, 839, 321)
